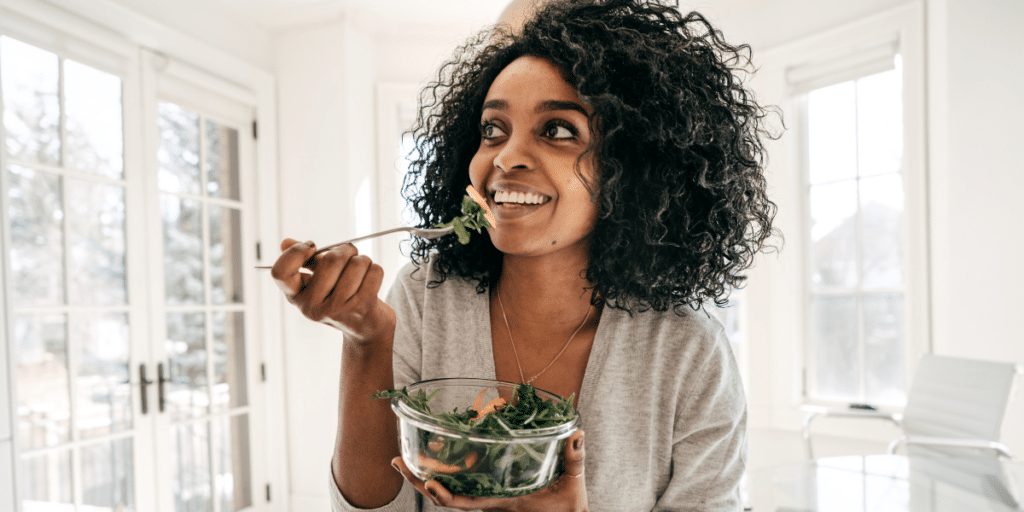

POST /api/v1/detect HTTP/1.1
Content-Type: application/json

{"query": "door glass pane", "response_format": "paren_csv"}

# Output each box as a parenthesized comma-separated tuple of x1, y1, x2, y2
(210, 207, 243, 304)
(20, 449, 73, 509)
(205, 120, 240, 200)
(158, 102, 202, 195)
(215, 414, 252, 512)
(159, 101, 254, 512)
(7, 164, 65, 306)
(172, 422, 212, 512)
(810, 180, 858, 289)
(863, 294, 906, 404)
(857, 68, 903, 177)
(813, 295, 859, 401)
(15, 313, 70, 450)
(166, 312, 209, 420)
(67, 178, 127, 305)
(0, 36, 61, 166)
(212, 312, 247, 411)
(73, 313, 132, 439)
(162, 195, 205, 305)
(860, 174, 904, 288)
(64, 59, 124, 179)
(807, 80, 856, 184)
(81, 438, 135, 511)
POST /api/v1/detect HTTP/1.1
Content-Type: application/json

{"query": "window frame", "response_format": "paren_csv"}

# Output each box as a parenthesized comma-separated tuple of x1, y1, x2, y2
(748, 1, 928, 435)
(793, 59, 909, 407)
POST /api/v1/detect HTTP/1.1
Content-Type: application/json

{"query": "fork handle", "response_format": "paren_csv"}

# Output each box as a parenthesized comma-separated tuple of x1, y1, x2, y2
(252, 226, 422, 270)
(311, 227, 414, 255)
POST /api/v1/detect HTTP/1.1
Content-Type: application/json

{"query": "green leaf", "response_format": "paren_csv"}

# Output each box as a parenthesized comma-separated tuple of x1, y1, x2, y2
(452, 217, 471, 244)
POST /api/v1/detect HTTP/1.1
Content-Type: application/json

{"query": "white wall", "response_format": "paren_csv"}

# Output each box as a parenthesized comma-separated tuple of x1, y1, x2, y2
(927, 0, 1024, 455)
(274, 20, 351, 511)
(272, 13, 491, 509)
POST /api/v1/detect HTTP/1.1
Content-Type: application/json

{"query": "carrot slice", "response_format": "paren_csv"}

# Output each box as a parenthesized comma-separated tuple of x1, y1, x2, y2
(427, 436, 445, 452)
(473, 397, 506, 421)
(417, 454, 465, 474)
(417, 453, 479, 474)
(466, 185, 497, 227)
(472, 388, 489, 413)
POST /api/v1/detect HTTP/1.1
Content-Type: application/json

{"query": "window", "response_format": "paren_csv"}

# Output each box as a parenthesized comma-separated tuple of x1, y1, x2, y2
(0, 7, 276, 510)
(2, 33, 138, 512)
(783, 16, 929, 408)
(800, 60, 907, 406)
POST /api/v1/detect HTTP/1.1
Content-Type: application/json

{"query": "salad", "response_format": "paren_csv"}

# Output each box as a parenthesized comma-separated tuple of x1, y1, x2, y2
(373, 382, 578, 497)
(436, 185, 496, 245)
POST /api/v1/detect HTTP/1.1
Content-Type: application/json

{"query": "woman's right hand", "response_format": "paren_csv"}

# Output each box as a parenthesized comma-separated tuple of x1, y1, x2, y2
(270, 238, 395, 344)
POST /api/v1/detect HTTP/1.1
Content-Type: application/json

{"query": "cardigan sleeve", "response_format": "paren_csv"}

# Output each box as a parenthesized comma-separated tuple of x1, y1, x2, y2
(654, 328, 747, 511)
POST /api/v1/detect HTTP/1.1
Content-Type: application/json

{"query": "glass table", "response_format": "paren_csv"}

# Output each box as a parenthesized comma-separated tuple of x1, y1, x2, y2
(746, 454, 1024, 511)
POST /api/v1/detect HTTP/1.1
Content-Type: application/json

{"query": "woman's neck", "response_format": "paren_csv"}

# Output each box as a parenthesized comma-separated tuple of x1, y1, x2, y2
(496, 249, 596, 329)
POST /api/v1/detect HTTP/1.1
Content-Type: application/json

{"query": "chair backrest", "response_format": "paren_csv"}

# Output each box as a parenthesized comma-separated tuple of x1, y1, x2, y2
(902, 354, 1020, 454)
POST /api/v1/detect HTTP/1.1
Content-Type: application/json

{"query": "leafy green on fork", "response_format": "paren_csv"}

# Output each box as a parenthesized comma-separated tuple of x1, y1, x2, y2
(434, 185, 495, 245)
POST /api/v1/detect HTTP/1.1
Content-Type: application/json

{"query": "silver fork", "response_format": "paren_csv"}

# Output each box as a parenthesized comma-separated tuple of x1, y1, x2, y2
(254, 225, 454, 271)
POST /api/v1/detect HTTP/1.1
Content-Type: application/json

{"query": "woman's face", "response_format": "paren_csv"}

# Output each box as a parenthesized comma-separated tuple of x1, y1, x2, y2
(469, 55, 598, 258)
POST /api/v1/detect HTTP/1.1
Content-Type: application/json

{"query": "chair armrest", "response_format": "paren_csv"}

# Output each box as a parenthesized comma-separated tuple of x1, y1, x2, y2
(801, 405, 902, 458)
(887, 435, 1016, 458)
(802, 406, 902, 438)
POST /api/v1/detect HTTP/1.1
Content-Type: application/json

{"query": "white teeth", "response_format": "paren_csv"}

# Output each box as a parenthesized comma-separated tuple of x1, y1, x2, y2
(494, 190, 546, 205)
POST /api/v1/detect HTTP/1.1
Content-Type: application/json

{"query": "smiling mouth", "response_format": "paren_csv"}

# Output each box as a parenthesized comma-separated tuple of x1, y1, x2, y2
(492, 190, 550, 206)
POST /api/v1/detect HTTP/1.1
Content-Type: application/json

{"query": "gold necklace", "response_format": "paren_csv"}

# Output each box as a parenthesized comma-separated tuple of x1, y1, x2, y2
(496, 288, 593, 385)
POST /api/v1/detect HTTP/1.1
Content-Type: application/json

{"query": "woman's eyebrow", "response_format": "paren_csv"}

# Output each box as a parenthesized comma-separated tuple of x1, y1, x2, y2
(537, 100, 588, 117)
(480, 99, 588, 117)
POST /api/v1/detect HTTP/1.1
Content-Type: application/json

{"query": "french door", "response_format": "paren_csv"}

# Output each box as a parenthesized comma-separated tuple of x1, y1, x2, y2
(0, 20, 265, 512)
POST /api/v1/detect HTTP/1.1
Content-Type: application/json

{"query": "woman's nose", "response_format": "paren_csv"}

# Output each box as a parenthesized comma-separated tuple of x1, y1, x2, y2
(493, 133, 536, 172)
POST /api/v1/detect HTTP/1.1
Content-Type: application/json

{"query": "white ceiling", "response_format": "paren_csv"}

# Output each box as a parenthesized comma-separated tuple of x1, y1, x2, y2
(208, 0, 513, 30)
(202, 0, 915, 53)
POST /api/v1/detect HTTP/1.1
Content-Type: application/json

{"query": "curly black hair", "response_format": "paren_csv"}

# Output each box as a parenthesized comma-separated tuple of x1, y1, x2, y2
(402, 0, 779, 313)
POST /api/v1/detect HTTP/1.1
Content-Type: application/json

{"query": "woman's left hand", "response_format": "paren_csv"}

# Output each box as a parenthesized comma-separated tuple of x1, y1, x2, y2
(392, 429, 588, 512)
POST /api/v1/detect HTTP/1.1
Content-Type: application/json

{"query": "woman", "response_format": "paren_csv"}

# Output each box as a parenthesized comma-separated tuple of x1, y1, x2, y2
(272, 1, 777, 510)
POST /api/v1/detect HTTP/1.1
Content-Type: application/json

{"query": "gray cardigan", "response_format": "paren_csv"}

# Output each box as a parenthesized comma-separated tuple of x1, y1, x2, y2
(330, 261, 747, 511)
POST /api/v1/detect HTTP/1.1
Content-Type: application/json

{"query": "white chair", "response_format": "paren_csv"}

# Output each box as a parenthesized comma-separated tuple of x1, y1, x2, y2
(802, 353, 1022, 459)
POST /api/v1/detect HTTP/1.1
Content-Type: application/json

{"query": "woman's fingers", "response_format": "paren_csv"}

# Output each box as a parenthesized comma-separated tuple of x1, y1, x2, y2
(329, 253, 373, 306)
(563, 430, 585, 477)
(294, 244, 359, 313)
(271, 239, 393, 341)
(426, 482, 512, 511)
(391, 457, 442, 507)
(270, 238, 317, 297)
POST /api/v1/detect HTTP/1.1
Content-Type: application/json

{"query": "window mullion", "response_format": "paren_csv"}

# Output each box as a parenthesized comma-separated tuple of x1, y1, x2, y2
(853, 78, 867, 403)
(57, 53, 87, 512)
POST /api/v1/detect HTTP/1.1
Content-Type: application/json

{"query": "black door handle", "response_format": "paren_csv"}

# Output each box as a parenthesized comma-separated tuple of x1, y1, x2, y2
(139, 364, 154, 415)
(158, 362, 167, 413)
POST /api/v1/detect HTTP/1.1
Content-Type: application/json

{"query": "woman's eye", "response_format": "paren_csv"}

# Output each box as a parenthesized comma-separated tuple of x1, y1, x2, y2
(480, 122, 506, 139)
(544, 122, 577, 140)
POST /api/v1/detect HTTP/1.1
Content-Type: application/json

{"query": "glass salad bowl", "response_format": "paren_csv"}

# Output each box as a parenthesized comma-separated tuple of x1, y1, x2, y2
(383, 378, 580, 497)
